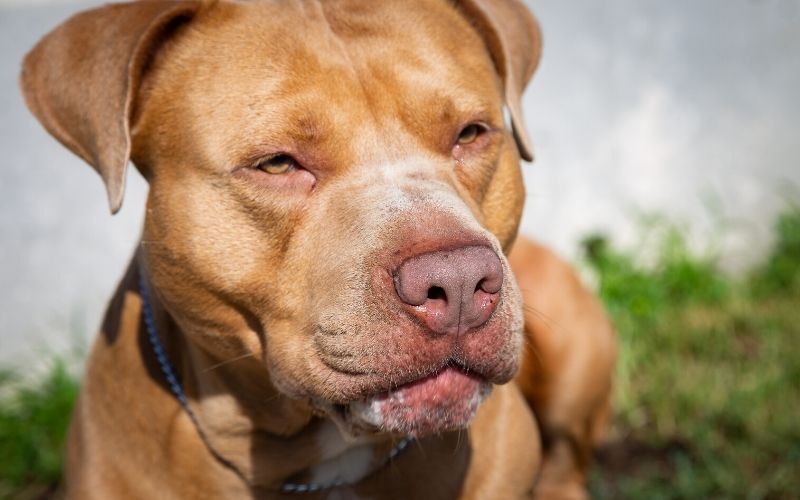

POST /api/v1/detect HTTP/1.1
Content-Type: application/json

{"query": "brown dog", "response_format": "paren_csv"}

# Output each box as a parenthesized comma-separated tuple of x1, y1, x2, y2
(21, 0, 615, 498)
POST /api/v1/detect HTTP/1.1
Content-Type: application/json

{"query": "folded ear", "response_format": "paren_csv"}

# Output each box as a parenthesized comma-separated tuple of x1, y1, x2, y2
(458, 0, 542, 162)
(20, 1, 200, 214)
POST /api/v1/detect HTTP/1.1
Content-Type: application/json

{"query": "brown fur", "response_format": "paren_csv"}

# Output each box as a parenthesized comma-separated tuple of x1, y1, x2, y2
(21, 0, 615, 498)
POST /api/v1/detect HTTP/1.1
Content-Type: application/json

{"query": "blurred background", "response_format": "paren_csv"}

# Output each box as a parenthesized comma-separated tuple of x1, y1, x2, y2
(1, 0, 798, 498)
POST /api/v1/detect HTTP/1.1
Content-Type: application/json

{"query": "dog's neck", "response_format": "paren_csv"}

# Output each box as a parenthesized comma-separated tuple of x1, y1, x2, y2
(139, 270, 400, 492)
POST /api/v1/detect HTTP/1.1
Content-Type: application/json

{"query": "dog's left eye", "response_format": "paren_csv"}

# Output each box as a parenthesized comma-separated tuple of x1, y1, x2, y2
(456, 123, 487, 145)
(256, 154, 297, 175)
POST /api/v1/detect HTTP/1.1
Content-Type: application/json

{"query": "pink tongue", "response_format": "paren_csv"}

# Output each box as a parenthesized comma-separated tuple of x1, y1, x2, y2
(375, 367, 488, 437)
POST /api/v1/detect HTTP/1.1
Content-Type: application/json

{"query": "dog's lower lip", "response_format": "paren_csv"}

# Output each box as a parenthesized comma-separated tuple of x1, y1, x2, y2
(348, 366, 490, 437)
(373, 365, 487, 397)
(366, 364, 481, 399)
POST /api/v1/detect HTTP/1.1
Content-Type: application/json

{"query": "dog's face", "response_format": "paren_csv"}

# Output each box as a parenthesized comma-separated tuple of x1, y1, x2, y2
(22, 0, 540, 438)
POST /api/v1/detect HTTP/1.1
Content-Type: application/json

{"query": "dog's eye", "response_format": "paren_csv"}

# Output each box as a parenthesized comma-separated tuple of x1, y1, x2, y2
(256, 154, 297, 175)
(456, 124, 486, 145)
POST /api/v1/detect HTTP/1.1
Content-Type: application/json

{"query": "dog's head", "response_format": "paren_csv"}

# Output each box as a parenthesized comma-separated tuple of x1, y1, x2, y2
(21, 0, 541, 438)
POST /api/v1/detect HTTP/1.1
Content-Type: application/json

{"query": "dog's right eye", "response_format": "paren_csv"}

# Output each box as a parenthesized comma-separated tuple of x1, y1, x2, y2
(256, 154, 297, 175)
(457, 124, 484, 145)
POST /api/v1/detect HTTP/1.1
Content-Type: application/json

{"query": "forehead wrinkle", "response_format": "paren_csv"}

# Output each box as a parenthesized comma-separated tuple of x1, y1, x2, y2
(245, 0, 414, 170)
(313, 1, 386, 130)
(312, 0, 485, 164)
(313, 2, 502, 156)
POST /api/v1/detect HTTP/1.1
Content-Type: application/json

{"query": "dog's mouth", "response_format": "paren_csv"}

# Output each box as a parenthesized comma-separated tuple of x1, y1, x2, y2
(327, 365, 492, 439)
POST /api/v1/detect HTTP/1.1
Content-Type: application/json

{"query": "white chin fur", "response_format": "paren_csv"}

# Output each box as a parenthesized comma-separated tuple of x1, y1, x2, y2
(348, 397, 386, 429)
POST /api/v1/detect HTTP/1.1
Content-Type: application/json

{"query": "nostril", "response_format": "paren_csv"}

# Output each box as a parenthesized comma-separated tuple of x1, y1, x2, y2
(426, 286, 447, 301)
(476, 272, 502, 295)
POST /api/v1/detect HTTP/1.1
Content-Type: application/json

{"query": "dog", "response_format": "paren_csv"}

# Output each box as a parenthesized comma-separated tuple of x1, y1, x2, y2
(21, 0, 616, 498)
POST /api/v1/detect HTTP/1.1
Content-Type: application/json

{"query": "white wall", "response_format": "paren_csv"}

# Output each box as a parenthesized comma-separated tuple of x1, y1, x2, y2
(520, 0, 800, 264)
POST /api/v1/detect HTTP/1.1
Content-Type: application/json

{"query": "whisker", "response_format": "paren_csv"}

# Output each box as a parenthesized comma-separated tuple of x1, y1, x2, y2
(521, 333, 544, 367)
(522, 304, 563, 333)
(454, 428, 464, 455)
(200, 352, 255, 374)
(261, 391, 285, 404)
(413, 436, 427, 460)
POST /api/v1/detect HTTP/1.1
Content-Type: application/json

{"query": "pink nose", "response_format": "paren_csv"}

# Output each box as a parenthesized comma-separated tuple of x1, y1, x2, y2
(393, 246, 503, 335)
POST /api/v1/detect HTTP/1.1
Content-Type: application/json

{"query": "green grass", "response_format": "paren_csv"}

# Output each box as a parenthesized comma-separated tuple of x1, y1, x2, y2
(586, 206, 800, 499)
(1, 208, 798, 498)
(0, 359, 78, 499)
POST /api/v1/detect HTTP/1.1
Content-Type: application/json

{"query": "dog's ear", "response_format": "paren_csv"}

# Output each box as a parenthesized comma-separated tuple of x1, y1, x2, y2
(20, 1, 200, 214)
(458, 0, 542, 162)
